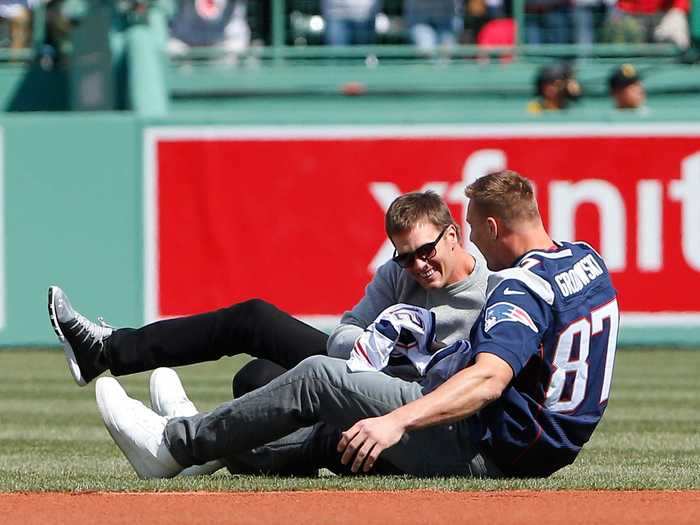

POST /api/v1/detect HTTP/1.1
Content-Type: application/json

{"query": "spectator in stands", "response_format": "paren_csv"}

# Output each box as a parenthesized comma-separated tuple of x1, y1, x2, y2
(405, 0, 463, 51)
(476, 17, 515, 62)
(524, 0, 572, 44)
(463, 0, 508, 45)
(0, 0, 38, 50)
(601, 0, 690, 48)
(168, 0, 250, 56)
(608, 63, 647, 110)
(45, 0, 71, 54)
(322, 0, 380, 46)
(527, 62, 582, 113)
(572, 0, 614, 47)
(484, 0, 506, 19)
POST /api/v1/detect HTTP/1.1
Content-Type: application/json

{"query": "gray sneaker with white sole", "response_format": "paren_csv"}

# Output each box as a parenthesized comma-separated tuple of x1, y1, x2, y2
(48, 285, 112, 386)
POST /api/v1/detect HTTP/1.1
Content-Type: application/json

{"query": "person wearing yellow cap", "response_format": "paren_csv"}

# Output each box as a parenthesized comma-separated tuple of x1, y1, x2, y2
(608, 64, 647, 110)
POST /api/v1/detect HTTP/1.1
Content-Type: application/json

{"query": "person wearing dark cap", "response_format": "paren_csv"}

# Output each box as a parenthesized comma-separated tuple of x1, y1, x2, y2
(609, 64, 646, 110)
(527, 62, 582, 114)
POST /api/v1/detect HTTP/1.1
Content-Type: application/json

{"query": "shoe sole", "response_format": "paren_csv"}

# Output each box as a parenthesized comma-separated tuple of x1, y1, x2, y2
(48, 286, 87, 387)
(149, 368, 172, 417)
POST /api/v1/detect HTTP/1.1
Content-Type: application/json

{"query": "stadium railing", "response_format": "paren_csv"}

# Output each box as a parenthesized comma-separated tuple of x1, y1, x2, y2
(1, 0, 699, 114)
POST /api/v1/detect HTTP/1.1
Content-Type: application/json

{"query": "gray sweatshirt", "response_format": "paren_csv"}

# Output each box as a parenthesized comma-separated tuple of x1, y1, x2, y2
(327, 252, 489, 359)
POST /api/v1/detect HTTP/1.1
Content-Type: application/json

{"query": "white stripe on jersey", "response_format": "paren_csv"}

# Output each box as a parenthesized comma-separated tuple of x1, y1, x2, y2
(522, 249, 573, 260)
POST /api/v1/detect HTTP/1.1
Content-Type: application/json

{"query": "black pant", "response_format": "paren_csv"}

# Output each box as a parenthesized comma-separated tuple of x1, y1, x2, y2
(106, 299, 328, 396)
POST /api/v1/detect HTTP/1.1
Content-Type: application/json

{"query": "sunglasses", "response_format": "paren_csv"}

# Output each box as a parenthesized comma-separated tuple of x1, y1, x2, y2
(392, 226, 450, 269)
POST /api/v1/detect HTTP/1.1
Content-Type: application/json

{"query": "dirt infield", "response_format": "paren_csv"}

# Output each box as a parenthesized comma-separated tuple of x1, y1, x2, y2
(2, 490, 698, 524)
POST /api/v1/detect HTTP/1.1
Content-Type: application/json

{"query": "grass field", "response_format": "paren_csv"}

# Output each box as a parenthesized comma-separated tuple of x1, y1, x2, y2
(0, 348, 698, 492)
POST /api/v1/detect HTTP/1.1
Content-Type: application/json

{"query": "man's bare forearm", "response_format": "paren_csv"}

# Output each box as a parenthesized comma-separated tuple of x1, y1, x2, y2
(388, 355, 513, 432)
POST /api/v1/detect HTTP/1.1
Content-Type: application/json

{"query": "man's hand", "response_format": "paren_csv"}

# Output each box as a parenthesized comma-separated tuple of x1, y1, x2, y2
(337, 414, 406, 473)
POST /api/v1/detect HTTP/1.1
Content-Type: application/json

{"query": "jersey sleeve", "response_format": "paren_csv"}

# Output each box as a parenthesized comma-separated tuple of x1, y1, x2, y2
(472, 278, 551, 377)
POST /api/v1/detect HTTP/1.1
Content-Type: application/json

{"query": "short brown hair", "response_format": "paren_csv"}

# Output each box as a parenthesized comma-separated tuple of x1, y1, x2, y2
(385, 191, 460, 240)
(464, 170, 539, 225)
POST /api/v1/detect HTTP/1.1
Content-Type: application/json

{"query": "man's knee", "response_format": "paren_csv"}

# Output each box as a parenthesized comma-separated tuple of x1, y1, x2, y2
(228, 298, 278, 319)
(286, 355, 353, 397)
(292, 355, 345, 378)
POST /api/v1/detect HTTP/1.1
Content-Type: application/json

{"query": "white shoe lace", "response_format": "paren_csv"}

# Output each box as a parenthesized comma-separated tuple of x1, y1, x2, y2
(69, 313, 113, 349)
(97, 317, 114, 329)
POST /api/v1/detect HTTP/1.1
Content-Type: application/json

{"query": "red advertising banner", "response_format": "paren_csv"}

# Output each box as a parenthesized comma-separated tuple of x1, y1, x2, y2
(145, 126, 700, 325)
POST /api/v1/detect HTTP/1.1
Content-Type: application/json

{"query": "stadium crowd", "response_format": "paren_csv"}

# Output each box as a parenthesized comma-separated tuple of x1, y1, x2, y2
(163, 0, 691, 51)
(0, 0, 691, 52)
(0, 1, 682, 114)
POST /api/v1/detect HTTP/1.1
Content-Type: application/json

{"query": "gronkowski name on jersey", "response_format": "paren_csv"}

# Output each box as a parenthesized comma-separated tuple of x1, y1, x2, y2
(470, 241, 619, 477)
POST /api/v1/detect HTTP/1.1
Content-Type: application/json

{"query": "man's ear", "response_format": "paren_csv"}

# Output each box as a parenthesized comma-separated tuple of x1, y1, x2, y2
(487, 217, 498, 240)
(447, 224, 460, 245)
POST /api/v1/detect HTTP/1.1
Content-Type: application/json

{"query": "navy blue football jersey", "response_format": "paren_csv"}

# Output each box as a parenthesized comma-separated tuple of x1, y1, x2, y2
(470, 241, 619, 477)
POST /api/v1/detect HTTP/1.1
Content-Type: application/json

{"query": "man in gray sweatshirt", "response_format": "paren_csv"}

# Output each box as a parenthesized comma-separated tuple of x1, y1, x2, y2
(51, 190, 489, 477)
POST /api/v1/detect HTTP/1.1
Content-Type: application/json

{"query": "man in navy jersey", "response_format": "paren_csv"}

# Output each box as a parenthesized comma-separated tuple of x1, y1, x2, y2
(94, 170, 618, 479)
(460, 171, 619, 476)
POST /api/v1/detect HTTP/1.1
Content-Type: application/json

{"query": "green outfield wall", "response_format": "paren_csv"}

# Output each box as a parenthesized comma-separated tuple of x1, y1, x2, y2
(0, 114, 142, 345)
(1, 2, 699, 347)
(1, 111, 699, 347)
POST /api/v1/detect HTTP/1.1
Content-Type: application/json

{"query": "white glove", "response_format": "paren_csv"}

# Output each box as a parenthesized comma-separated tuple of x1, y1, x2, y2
(654, 8, 689, 49)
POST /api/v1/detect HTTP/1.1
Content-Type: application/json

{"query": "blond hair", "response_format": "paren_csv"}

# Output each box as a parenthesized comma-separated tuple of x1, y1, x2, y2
(464, 170, 540, 225)
(385, 191, 460, 241)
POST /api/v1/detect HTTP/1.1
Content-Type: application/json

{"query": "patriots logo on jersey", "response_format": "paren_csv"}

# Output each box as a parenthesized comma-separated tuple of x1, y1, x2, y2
(484, 302, 538, 333)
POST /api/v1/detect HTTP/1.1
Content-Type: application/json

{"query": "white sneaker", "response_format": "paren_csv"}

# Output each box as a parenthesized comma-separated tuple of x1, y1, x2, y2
(149, 368, 198, 418)
(96, 377, 182, 479)
(149, 368, 223, 477)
